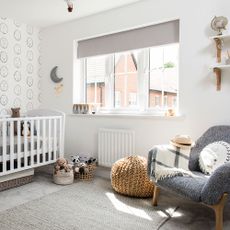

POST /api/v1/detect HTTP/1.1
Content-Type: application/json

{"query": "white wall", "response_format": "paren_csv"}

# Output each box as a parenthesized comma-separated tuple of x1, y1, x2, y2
(40, 0, 230, 159)
(0, 17, 41, 115)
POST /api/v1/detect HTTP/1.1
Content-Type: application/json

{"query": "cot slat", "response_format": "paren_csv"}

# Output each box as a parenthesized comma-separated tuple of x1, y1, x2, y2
(42, 119, 46, 163)
(10, 121, 14, 171)
(17, 120, 21, 169)
(54, 119, 57, 161)
(24, 121, 28, 167)
(2, 121, 7, 173)
(30, 120, 34, 166)
(59, 117, 63, 158)
(37, 119, 40, 164)
(48, 119, 51, 161)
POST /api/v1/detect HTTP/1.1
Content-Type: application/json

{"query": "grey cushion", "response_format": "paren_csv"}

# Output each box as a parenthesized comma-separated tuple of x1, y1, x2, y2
(189, 126, 230, 171)
(157, 172, 208, 202)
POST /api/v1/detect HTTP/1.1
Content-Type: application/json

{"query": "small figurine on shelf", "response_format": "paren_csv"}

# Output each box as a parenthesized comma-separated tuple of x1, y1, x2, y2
(211, 16, 228, 35)
(165, 108, 175, 117)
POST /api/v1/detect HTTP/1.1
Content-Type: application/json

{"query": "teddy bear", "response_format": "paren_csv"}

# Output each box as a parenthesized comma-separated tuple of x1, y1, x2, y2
(11, 108, 20, 135)
(54, 158, 72, 174)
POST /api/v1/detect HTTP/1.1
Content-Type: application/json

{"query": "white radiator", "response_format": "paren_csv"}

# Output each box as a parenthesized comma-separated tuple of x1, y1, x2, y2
(98, 128, 135, 167)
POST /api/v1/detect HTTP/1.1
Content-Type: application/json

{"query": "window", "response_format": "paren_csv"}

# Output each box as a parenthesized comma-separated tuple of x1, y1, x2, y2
(86, 55, 106, 107)
(149, 45, 178, 109)
(115, 51, 138, 108)
(78, 43, 179, 114)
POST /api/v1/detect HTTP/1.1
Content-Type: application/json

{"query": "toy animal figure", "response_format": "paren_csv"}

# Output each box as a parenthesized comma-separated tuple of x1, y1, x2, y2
(72, 155, 97, 164)
(21, 122, 31, 137)
(11, 108, 20, 135)
(71, 155, 80, 164)
(54, 158, 72, 174)
(82, 156, 96, 164)
(71, 155, 96, 175)
(74, 162, 89, 174)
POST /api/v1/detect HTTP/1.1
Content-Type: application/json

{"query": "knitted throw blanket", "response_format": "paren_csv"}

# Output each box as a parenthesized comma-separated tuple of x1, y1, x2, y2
(147, 145, 193, 181)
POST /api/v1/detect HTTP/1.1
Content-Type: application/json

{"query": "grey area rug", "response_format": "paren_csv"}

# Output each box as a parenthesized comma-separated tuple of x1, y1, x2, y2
(0, 178, 177, 230)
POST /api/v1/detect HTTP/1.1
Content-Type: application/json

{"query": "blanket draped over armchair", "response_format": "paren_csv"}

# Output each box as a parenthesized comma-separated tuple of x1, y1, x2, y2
(147, 144, 193, 181)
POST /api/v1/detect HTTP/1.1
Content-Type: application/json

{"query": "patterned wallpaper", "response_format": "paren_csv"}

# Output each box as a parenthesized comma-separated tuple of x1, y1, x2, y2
(0, 16, 41, 116)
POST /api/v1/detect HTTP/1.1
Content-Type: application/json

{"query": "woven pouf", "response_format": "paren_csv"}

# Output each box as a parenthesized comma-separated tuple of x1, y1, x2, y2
(111, 155, 154, 198)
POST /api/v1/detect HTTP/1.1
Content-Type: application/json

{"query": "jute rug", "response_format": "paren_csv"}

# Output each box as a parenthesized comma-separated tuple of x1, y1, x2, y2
(0, 177, 177, 230)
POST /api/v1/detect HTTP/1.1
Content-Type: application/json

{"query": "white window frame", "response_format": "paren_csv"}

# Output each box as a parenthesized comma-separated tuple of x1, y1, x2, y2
(76, 43, 179, 115)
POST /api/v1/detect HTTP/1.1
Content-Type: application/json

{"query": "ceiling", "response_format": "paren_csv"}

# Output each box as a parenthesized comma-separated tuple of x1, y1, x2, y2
(0, 0, 142, 28)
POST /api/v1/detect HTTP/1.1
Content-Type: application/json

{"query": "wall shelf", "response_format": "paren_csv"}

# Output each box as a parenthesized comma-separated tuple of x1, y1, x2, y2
(211, 64, 230, 91)
(211, 64, 230, 69)
(210, 34, 230, 91)
(210, 34, 230, 63)
(210, 34, 230, 41)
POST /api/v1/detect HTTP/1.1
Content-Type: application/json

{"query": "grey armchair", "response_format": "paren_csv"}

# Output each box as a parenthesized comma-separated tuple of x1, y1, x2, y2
(148, 126, 230, 230)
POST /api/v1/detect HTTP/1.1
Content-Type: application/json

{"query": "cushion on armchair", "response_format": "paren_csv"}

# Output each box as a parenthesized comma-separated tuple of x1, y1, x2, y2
(199, 141, 230, 174)
(189, 126, 230, 171)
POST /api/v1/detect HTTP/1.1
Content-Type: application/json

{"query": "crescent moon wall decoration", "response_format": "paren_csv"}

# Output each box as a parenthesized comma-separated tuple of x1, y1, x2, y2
(50, 66, 63, 83)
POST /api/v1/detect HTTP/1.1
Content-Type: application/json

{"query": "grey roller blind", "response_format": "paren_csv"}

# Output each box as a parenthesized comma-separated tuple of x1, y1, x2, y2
(77, 19, 179, 58)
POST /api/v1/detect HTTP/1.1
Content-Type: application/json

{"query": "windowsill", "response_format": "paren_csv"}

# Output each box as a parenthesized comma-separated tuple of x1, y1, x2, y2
(68, 112, 185, 120)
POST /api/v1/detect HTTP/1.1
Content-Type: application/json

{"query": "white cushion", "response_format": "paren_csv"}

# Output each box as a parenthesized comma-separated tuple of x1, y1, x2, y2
(199, 141, 230, 175)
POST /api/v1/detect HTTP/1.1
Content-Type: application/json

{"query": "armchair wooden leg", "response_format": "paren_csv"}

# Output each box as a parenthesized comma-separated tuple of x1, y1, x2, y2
(206, 193, 228, 230)
(152, 185, 160, 206)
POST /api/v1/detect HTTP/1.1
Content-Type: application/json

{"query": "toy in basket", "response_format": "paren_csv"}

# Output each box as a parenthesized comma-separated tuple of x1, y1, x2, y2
(53, 158, 74, 185)
(71, 155, 97, 180)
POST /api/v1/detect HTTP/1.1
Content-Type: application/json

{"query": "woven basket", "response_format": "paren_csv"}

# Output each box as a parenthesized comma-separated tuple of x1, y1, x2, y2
(53, 170, 74, 185)
(0, 175, 33, 192)
(111, 155, 154, 198)
(75, 163, 96, 181)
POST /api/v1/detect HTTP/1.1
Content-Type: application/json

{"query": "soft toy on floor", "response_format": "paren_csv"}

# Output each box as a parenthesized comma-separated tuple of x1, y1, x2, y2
(79, 156, 96, 164)
(71, 155, 81, 164)
(71, 155, 97, 175)
(74, 162, 89, 174)
(71, 154, 97, 165)
(54, 158, 72, 174)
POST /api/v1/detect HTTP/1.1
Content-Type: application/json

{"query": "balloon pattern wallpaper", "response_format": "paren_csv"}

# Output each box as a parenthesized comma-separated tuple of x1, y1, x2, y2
(0, 16, 41, 115)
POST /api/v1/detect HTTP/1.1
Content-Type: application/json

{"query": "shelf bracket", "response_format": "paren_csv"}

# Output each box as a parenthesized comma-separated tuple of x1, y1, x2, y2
(214, 38, 222, 63)
(213, 67, 221, 91)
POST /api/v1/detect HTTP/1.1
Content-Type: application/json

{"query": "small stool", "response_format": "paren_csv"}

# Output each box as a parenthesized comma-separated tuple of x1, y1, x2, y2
(111, 155, 154, 197)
